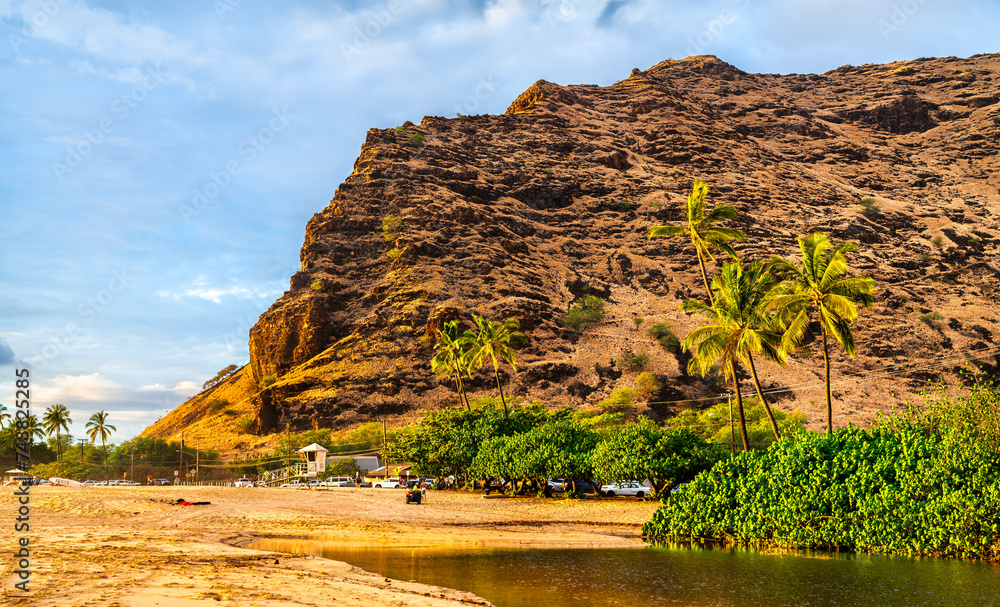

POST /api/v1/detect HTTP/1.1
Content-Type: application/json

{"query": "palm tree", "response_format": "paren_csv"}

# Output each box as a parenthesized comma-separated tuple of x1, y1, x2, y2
(43, 403, 72, 461)
(0, 403, 9, 429)
(431, 320, 474, 410)
(85, 411, 117, 475)
(681, 260, 786, 449)
(649, 180, 746, 306)
(467, 315, 523, 420)
(768, 233, 876, 433)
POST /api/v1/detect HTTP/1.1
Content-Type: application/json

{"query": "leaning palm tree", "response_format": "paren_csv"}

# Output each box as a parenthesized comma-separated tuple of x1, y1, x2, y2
(681, 260, 786, 449)
(431, 320, 474, 410)
(649, 180, 746, 306)
(85, 411, 117, 475)
(467, 315, 523, 420)
(768, 233, 876, 433)
(43, 403, 72, 461)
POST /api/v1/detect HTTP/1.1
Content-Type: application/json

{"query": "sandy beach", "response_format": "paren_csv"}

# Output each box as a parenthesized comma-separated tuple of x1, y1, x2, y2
(1, 486, 659, 606)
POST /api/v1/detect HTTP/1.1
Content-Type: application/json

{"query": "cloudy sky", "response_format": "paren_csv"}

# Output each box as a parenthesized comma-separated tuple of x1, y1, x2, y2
(1, 0, 997, 442)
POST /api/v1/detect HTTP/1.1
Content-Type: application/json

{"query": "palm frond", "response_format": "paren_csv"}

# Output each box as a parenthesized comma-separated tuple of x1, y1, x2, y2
(649, 225, 685, 239)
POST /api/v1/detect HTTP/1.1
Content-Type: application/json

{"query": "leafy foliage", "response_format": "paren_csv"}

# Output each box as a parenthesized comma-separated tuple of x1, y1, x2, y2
(919, 311, 945, 329)
(664, 399, 806, 447)
(559, 295, 607, 331)
(858, 197, 881, 218)
(381, 215, 402, 242)
(598, 388, 638, 414)
(208, 398, 230, 414)
(408, 132, 426, 146)
(203, 364, 240, 390)
(591, 419, 715, 495)
(634, 372, 663, 402)
(615, 351, 649, 371)
(260, 374, 277, 388)
(646, 323, 680, 354)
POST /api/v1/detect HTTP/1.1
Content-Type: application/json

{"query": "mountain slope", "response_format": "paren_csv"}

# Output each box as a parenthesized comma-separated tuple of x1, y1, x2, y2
(144, 54, 1000, 452)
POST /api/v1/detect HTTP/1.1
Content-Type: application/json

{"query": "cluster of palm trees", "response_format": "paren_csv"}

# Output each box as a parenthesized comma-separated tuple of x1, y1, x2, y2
(650, 180, 876, 451)
(430, 315, 523, 418)
(0, 403, 117, 473)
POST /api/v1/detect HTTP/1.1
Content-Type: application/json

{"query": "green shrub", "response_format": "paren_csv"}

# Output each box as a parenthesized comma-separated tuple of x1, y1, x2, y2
(918, 252, 931, 262)
(632, 317, 644, 330)
(395, 125, 407, 133)
(208, 398, 230, 414)
(599, 387, 638, 413)
(931, 235, 943, 247)
(647, 323, 680, 354)
(387, 246, 404, 260)
(644, 384, 1000, 560)
(234, 415, 255, 434)
(991, 116, 1000, 126)
(634, 372, 662, 401)
(310, 280, 323, 292)
(260, 374, 277, 388)
(223, 409, 238, 416)
(407, 133, 425, 146)
(381, 215, 402, 242)
(919, 311, 944, 329)
(858, 197, 881, 218)
(615, 351, 650, 371)
(560, 295, 606, 330)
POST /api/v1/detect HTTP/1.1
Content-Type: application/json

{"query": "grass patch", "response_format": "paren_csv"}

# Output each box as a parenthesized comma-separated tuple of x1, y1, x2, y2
(208, 398, 229, 414)
(919, 311, 944, 330)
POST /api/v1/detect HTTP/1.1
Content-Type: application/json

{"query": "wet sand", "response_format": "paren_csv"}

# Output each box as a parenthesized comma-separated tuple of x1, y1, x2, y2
(1, 485, 659, 606)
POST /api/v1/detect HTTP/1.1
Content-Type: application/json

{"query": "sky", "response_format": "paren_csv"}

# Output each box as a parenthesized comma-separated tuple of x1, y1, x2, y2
(1, 0, 998, 442)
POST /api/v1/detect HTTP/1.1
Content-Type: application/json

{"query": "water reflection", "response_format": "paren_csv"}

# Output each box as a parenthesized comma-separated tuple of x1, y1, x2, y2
(248, 538, 1000, 607)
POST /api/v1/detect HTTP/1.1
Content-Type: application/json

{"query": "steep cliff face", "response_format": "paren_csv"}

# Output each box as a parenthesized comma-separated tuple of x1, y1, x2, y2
(163, 53, 1000, 442)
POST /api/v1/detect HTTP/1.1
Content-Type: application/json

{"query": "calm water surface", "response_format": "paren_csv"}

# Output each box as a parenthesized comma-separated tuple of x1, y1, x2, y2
(249, 538, 1000, 607)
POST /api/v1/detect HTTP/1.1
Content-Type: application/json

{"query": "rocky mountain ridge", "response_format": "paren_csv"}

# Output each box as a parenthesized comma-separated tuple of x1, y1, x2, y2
(143, 53, 1000, 452)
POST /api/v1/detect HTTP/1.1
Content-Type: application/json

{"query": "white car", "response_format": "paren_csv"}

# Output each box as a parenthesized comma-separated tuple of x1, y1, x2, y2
(234, 478, 254, 487)
(279, 480, 305, 488)
(373, 479, 400, 489)
(121, 480, 141, 486)
(600, 482, 648, 498)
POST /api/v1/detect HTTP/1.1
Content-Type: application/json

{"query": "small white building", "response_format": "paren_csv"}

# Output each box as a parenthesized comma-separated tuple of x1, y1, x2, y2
(297, 443, 328, 478)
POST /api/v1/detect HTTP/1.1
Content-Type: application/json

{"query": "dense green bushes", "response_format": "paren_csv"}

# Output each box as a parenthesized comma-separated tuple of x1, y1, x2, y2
(644, 382, 1000, 559)
(559, 295, 606, 330)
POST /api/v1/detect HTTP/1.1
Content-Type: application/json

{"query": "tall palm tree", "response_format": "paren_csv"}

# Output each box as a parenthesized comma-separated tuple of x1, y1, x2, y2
(649, 180, 746, 306)
(431, 320, 474, 410)
(0, 403, 9, 429)
(681, 260, 786, 449)
(768, 233, 876, 433)
(467, 315, 523, 420)
(85, 411, 117, 476)
(43, 403, 72, 461)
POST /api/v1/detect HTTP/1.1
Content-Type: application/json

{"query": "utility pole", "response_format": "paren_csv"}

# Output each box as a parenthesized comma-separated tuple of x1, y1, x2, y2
(193, 436, 203, 484)
(382, 418, 388, 482)
(176, 434, 184, 484)
(130, 441, 134, 481)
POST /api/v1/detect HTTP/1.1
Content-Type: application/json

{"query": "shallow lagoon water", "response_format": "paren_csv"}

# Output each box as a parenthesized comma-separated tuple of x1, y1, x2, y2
(249, 538, 1000, 606)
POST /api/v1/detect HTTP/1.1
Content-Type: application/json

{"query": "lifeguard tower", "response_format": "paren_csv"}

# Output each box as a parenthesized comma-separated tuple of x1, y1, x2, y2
(298, 443, 328, 478)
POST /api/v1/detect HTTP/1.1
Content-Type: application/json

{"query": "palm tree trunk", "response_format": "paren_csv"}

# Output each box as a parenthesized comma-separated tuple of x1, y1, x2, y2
(492, 363, 509, 420)
(746, 354, 780, 441)
(452, 365, 471, 411)
(697, 248, 715, 307)
(821, 328, 833, 433)
(56, 428, 62, 461)
(733, 374, 750, 452)
(103, 439, 108, 476)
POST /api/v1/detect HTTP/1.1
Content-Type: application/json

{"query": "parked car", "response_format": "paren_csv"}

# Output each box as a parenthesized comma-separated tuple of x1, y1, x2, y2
(373, 479, 400, 489)
(671, 482, 689, 494)
(234, 478, 254, 488)
(601, 482, 648, 498)
(151, 478, 171, 486)
(255, 480, 269, 487)
(83, 480, 98, 487)
(279, 480, 306, 488)
(121, 480, 141, 486)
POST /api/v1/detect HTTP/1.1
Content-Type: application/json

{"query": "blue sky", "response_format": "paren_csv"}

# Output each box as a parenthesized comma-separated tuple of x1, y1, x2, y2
(1, 0, 997, 442)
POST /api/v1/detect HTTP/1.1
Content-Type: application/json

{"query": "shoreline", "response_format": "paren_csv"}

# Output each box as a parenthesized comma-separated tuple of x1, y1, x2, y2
(1, 485, 659, 606)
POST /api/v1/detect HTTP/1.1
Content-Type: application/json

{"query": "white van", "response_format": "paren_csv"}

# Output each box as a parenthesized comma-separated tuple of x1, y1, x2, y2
(320, 476, 358, 487)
